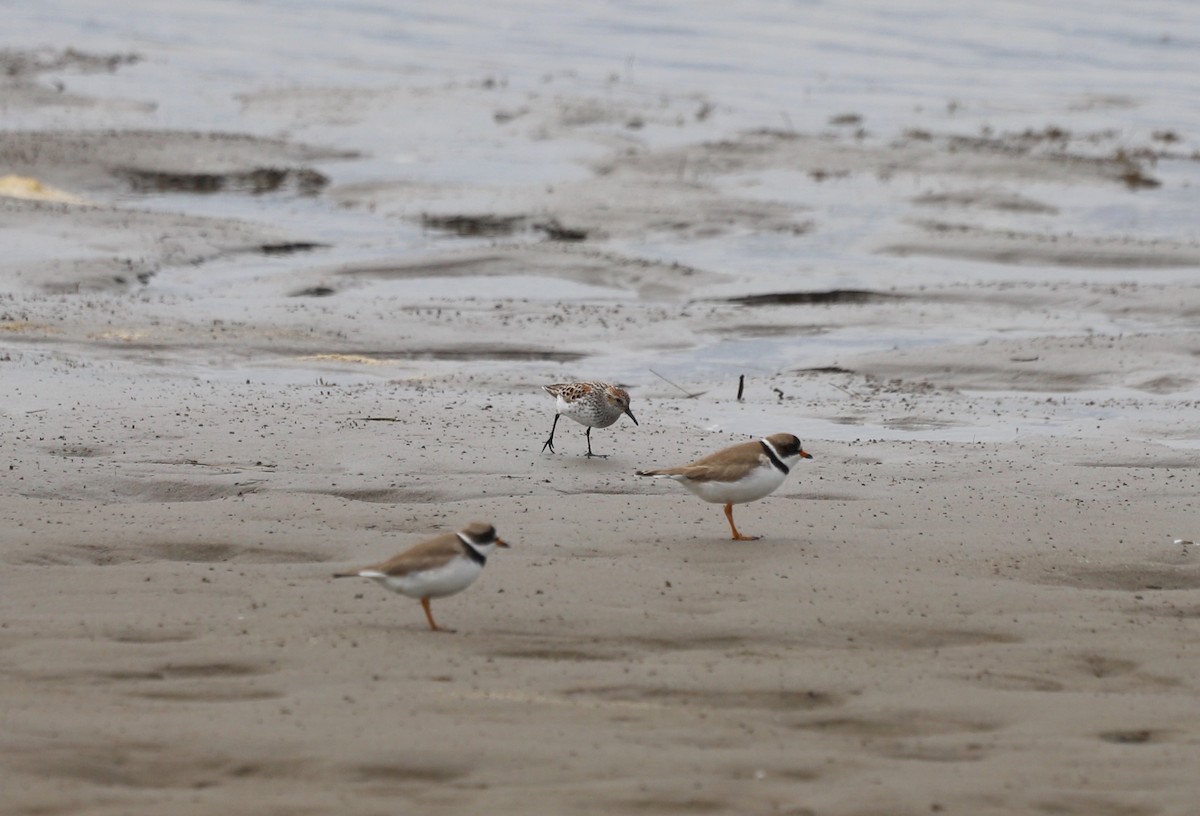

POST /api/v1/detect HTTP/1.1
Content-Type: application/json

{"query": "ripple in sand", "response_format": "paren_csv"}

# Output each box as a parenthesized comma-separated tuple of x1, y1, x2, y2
(562, 685, 841, 713)
(107, 628, 198, 644)
(14, 540, 326, 566)
(1049, 563, 1200, 592)
(1098, 729, 1160, 745)
(347, 763, 467, 784)
(790, 712, 997, 739)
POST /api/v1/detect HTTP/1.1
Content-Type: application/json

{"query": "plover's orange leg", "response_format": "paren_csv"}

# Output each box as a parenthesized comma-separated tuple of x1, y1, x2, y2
(724, 503, 760, 541)
(420, 597, 442, 632)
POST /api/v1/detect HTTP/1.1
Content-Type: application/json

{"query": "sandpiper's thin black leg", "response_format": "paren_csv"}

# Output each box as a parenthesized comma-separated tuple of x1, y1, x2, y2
(542, 414, 560, 453)
(584, 426, 607, 458)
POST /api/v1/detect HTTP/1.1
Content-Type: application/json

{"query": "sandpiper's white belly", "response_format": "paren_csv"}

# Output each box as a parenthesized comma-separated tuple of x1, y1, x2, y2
(363, 558, 482, 599)
(675, 463, 787, 505)
(557, 393, 619, 428)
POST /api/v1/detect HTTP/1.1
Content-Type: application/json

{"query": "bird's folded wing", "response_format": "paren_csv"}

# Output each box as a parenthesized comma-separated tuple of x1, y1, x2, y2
(672, 463, 738, 483)
(370, 536, 461, 576)
(684, 442, 766, 477)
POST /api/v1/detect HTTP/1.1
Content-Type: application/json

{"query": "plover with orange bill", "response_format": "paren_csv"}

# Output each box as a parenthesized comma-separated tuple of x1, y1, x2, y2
(637, 433, 812, 540)
(541, 381, 638, 457)
(333, 522, 508, 632)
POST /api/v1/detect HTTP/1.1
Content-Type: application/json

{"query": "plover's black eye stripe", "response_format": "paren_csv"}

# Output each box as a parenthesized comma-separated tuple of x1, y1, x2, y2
(759, 439, 790, 475)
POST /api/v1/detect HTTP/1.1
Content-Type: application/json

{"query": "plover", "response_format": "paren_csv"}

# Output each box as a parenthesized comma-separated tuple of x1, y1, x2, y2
(333, 522, 508, 632)
(637, 433, 812, 540)
(541, 381, 638, 457)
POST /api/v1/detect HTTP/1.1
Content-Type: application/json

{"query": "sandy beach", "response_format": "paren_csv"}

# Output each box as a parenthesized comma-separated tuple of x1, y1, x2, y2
(3, 3, 1200, 814)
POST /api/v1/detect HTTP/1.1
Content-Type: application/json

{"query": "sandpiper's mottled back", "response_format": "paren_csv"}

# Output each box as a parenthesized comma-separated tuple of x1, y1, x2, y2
(541, 381, 638, 457)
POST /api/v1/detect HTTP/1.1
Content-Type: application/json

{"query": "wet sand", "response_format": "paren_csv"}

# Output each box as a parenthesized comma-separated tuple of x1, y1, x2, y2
(3, 29, 1200, 816)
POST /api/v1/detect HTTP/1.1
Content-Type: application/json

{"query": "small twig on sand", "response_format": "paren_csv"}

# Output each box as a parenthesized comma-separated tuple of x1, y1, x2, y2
(361, 417, 400, 422)
(737, 375, 745, 401)
(649, 369, 706, 399)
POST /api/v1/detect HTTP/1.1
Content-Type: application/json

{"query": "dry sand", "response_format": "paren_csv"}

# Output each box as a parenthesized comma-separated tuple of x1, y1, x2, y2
(3, 43, 1200, 816)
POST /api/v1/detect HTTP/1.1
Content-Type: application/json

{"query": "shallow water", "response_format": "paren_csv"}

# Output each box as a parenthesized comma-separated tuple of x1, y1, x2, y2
(11, 0, 1197, 246)
(4, 0, 1199, 444)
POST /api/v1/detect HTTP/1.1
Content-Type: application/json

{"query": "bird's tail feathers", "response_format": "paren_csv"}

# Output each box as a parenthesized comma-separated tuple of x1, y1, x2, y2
(638, 465, 686, 477)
